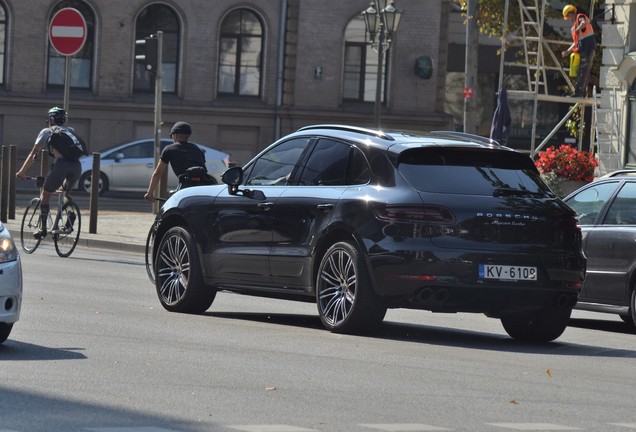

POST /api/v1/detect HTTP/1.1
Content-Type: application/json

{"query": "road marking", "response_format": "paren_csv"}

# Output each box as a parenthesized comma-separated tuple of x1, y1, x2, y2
(488, 424, 581, 431)
(610, 425, 636, 429)
(360, 424, 452, 431)
(227, 426, 317, 432)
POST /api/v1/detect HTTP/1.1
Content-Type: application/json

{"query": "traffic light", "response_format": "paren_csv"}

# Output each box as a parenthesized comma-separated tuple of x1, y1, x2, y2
(135, 35, 158, 74)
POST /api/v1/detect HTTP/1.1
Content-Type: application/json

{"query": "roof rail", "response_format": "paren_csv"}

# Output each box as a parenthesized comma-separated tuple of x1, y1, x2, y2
(297, 124, 394, 141)
(431, 131, 502, 146)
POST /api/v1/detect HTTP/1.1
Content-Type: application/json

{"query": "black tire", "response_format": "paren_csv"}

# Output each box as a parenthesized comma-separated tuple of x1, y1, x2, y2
(316, 241, 387, 334)
(145, 224, 157, 284)
(20, 198, 42, 254)
(0, 323, 12, 344)
(78, 171, 108, 195)
(501, 307, 572, 342)
(53, 201, 81, 258)
(155, 226, 216, 313)
(620, 290, 636, 327)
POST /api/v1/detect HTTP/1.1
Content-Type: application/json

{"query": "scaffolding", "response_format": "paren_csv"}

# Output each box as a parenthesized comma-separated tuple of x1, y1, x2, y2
(498, 0, 598, 156)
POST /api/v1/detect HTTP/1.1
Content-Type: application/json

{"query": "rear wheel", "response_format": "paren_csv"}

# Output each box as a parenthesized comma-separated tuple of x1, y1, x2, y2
(53, 201, 81, 257)
(316, 241, 386, 334)
(501, 307, 572, 342)
(20, 198, 42, 254)
(0, 323, 13, 344)
(156, 226, 216, 313)
(79, 171, 108, 195)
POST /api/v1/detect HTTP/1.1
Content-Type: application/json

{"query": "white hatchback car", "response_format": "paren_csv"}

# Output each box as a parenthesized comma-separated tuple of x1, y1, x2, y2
(77, 138, 230, 195)
(0, 221, 22, 344)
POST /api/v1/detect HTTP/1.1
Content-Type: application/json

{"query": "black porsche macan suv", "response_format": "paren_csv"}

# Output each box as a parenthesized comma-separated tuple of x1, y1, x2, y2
(149, 125, 586, 341)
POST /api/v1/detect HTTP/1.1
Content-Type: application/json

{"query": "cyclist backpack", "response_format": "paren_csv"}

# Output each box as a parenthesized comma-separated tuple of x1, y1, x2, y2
(47, 126, 89, 161)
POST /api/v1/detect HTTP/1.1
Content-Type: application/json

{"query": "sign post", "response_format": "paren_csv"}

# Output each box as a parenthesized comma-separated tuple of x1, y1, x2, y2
(49, 8, 87, 112)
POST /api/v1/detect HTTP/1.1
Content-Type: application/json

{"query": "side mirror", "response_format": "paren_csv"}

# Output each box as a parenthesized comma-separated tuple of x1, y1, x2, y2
(222, 166, 243, 195)
(114, 152, 125, 162)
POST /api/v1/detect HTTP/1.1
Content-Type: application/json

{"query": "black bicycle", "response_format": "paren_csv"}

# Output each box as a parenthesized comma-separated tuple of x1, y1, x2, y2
(20, 176, 81, 257)
(145, 203, 164, 284)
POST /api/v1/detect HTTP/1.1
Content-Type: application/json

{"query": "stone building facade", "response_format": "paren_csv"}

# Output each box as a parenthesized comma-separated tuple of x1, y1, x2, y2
(599, 0, 636, 172)
(0, 0, 452, 166)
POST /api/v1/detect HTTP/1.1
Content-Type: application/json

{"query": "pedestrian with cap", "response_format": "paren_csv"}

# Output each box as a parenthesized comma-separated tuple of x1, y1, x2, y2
(561, 4, 597, 97)
(144, 121, 208, 202)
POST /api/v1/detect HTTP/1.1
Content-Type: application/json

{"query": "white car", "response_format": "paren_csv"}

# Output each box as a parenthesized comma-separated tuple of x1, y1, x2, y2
(0, 221, 22, 344)
(77, 138, 230, 195)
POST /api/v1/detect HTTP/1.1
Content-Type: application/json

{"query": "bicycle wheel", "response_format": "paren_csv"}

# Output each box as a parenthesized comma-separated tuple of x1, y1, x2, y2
(145, 224, 157, 284)
(53, 201, 81, 258)
(20, 198, 42, 254)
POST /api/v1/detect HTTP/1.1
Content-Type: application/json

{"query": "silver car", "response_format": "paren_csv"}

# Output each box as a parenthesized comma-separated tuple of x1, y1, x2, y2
(0, 221, 22, 344)
(77, 138, 230, 195)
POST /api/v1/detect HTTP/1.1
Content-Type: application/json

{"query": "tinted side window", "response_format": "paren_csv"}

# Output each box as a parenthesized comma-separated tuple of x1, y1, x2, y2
(565, 181, 619, 225)
(298, 139, 350, 186)
(244, 138, 309, 186)
(602, 182, 636, 225)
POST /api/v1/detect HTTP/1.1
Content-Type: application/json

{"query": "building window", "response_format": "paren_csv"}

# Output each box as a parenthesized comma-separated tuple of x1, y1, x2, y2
(343, 15, 386, 103)
(134, 4, 179, 93)
(47, 1, 94, 90)
(218, 9, 263, 97)
(0, 3, 6, 86)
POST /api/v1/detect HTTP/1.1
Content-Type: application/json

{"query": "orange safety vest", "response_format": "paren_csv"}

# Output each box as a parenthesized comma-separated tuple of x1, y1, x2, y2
(571, 13, 594, 52)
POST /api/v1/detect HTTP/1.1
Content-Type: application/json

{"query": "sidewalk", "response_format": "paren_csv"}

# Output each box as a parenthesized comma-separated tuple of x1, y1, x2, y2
(2, 208, 155, 255)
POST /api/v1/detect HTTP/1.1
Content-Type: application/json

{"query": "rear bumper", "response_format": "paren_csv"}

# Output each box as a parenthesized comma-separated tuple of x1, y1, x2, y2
(367, 248, 585, 313)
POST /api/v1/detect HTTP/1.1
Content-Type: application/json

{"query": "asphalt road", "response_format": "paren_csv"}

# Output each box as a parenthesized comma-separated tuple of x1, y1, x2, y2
(2, 247, 636, 432)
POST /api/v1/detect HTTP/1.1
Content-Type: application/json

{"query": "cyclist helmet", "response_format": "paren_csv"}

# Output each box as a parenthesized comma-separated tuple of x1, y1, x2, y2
(47, 107, 67, 125)
(562, 4, 576, 19)
(170, 121, 192, 136)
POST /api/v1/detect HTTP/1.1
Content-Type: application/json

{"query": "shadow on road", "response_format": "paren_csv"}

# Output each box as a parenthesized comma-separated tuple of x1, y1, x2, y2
(206, 310, 636, 358)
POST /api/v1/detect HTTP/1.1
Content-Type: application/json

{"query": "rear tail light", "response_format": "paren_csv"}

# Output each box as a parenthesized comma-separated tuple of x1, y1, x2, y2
(374, 205, 455, 224)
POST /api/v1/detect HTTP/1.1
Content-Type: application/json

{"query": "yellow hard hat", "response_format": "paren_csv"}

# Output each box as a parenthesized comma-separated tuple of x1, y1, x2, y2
(562, 4, 577, 19)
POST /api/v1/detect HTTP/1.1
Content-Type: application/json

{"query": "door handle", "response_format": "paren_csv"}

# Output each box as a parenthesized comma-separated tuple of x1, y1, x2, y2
(257, 202, 274, 211)
(317, 204, 334, 212)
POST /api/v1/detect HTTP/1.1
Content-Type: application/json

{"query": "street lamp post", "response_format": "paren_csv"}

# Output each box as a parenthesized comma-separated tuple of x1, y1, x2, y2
(362, 0, 403, 129)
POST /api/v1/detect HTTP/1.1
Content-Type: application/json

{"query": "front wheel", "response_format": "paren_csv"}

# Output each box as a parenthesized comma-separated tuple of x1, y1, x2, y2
(53, 201, 81, 257)
(20, 198, 42, 254)
(316, 241, 386, 334)
(501, 307, 572, 342)
(145, 223, 157, 284)
(620, 290, 636, 328)
(155, 226, 216, 313)
(0, 323, 13, 344)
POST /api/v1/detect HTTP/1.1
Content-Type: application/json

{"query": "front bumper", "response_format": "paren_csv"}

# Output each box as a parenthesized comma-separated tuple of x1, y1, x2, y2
(0, 257, 22, 324)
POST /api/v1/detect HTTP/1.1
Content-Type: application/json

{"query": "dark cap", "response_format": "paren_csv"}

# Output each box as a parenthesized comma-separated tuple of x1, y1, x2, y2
(170, 121, 192, 135)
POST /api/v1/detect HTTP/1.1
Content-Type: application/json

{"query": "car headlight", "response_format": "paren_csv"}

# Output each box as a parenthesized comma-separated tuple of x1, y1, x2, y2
(0, 231, 18, 263)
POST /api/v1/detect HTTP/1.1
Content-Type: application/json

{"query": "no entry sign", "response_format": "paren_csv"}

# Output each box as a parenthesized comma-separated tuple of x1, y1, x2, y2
(49, 8, 87, 56)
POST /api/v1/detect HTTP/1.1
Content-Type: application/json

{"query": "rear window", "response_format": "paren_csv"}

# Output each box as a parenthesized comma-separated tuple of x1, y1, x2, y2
(397, 147, 549, 195)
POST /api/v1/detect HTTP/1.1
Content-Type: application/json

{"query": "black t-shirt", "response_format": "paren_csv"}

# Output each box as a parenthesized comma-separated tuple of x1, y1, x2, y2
(160, 141, 206, 177)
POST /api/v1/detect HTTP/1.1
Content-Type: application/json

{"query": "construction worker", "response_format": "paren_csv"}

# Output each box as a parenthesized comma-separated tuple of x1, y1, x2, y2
(561, 4, 597, 97)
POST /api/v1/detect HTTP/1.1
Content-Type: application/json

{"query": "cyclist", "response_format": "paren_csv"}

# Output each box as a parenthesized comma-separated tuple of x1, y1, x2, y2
(16, 107, 87, 239)
(144, 121, 210, 202)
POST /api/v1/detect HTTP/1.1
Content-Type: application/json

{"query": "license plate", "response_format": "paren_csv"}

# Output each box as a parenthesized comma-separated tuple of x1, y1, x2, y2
(479, 264, 537, 281)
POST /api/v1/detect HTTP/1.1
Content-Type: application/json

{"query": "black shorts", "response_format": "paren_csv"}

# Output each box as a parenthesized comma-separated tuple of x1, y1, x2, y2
(43, 159, 82, 193)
